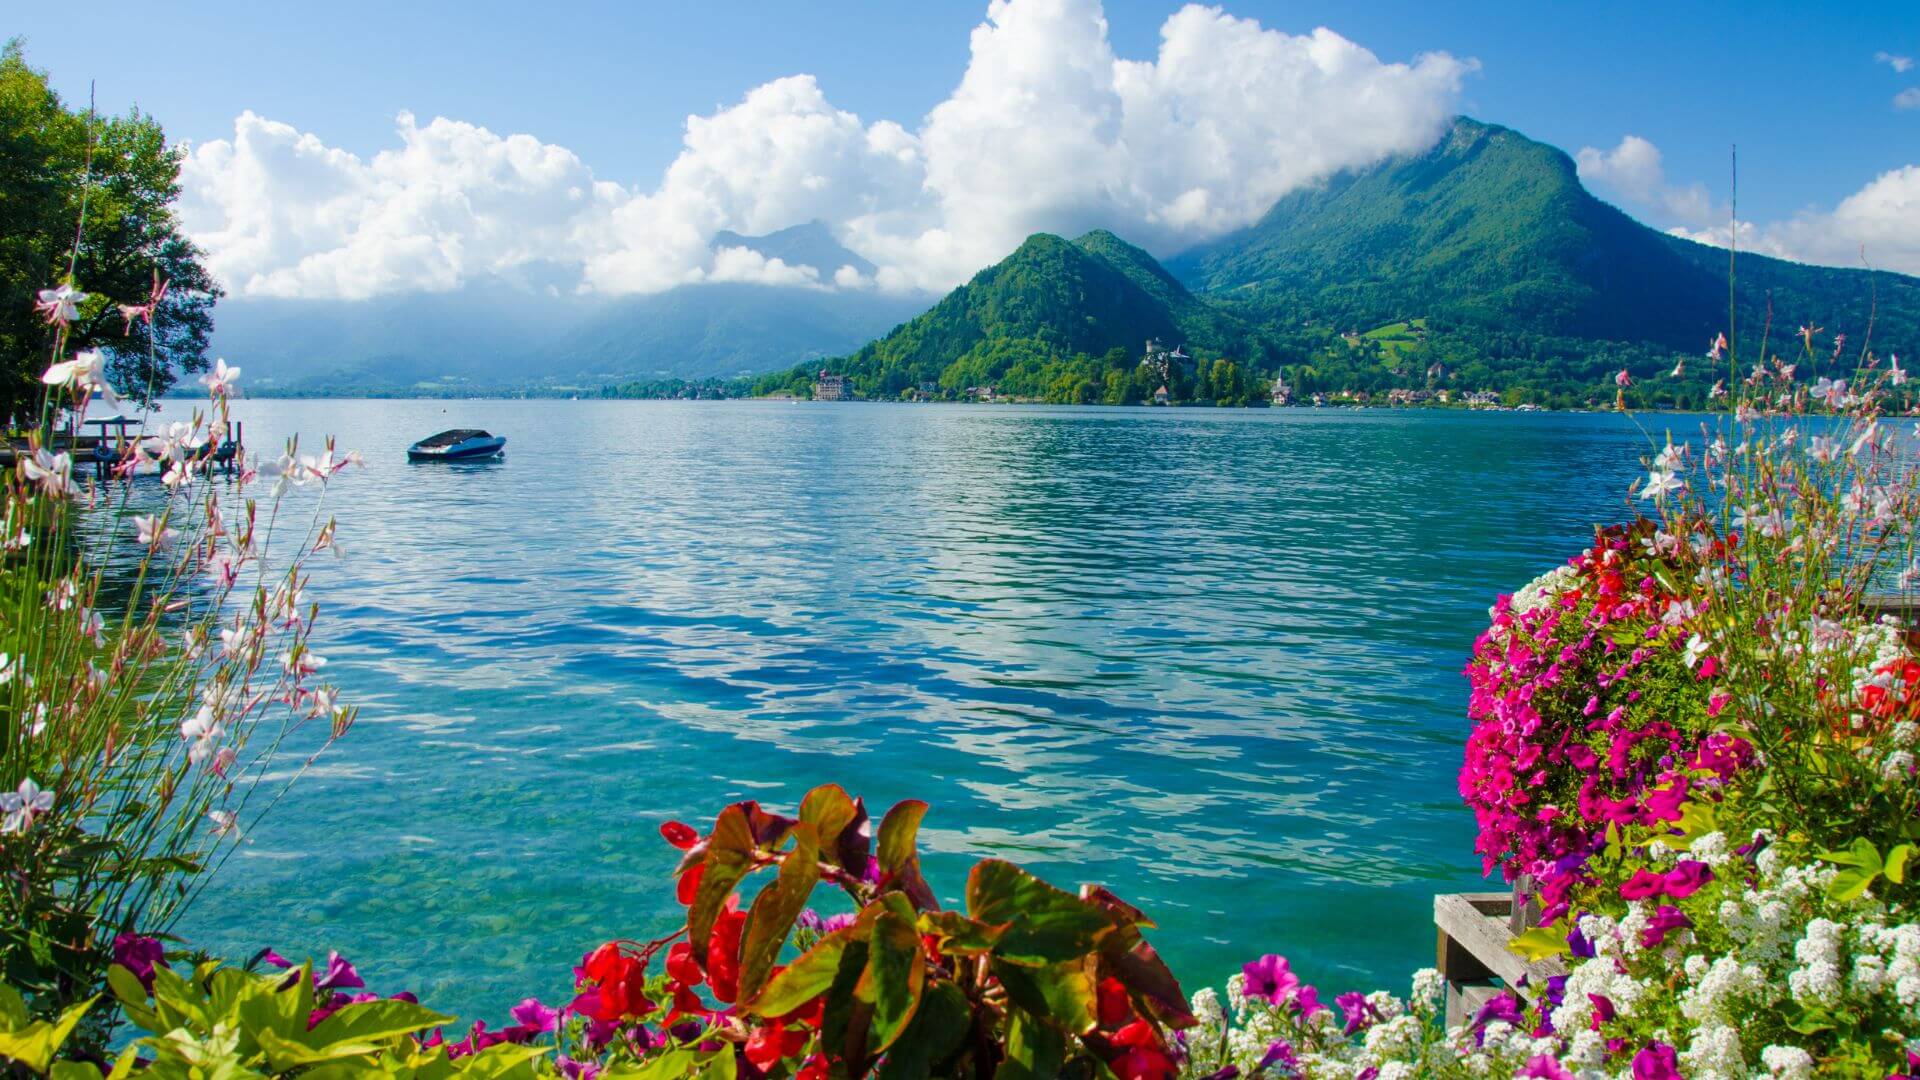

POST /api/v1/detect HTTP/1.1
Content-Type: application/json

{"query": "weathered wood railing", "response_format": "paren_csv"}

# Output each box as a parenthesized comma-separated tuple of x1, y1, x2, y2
(1434, 593, 1917, 1026)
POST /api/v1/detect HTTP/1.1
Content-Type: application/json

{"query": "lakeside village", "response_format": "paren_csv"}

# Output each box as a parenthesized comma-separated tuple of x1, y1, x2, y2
(808, 334, 1547, 410)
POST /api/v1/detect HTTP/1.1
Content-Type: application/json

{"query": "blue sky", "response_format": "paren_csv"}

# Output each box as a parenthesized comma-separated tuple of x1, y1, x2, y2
(11, 1, 1919, 297)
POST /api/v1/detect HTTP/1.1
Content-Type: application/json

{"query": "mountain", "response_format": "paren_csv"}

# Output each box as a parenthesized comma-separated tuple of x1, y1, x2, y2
(752, 230, 1276, 403)
(710, 220, 876, 279)
(210, 225, 928, 393)
(1168, 117, 1919, 359)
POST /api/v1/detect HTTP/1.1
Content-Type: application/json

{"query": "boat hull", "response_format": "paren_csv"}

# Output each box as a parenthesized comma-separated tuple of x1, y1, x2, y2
(407, 437, 506, 461)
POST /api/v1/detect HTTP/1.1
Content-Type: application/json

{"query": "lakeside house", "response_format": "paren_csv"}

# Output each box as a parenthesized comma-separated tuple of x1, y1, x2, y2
(1153, 385, 1171, 405)
(1270, 373, 1293, 406)
(814, 370, 851, 401)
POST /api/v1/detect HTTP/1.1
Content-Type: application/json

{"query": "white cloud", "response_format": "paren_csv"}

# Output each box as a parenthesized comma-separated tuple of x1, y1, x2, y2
(1877, 50, 1915, 74)
(180, 0, 1473, 300)
(1575, 135, 1719, 230)
(1896, 87, 1920, 111)
(1670, 165, 1920, 277)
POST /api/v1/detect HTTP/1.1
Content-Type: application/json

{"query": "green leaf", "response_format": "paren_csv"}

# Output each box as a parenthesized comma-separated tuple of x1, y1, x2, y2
(1786, 1008, 1834, 1035)
(1886, 844, 1912, 885)
(747, 922, 857, 1017)
(0, 983, 26, 1031)
(966, 859, 1112, 965)
(859, 907, 925, 1053)
(995, 1009, 1064, 1080)
(877, 801, 928, 874)
(689, 808, 760, 960)
(257, 1026, 386, 1071)
(1816, 837, 1882, 871)
(875, 981, 971, 1080)
(1829, 867, 1879, 903)
(1509, 923, 1572, 963)
(798, 785, 862, 867)
(0, 996, 95, 1073)
(105, 966, 148, 1011)
(1106, 938, 1195, 1029)
(917, 910, 1007, 955)
(992, 959, 1096, 1035)
(306, 999, 455, 1050)
(50, 1062, 104, 1080)
(738, 823, 822, 1003)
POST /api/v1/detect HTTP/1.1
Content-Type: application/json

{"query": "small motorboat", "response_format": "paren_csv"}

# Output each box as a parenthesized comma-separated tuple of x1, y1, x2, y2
(407, 429, 506, 462)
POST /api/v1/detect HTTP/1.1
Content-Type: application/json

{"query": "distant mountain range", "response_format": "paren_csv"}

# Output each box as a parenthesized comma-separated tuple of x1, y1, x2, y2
(215, 119, 1917, 402)
(212, 223, 924, 394)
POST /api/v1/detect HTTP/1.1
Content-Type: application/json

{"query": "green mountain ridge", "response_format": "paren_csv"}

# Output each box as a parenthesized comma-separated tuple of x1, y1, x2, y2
(756, 116, 1916, 408)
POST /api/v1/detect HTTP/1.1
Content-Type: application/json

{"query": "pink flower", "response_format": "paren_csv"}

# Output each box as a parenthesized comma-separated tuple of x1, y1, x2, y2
(1662, 860, 1713, 899)
(1241, 955, 1298, 1005)
(1619, 869, 1666, 900)
(1615, 369, 1632, 388)
(1639, 905, 1691, 948)
(1631, 1042, 1680, 1080)
(1519, 1055, 1573, 1080)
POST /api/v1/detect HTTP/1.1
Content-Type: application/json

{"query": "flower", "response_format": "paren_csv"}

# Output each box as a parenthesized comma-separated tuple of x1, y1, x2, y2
(1631, 1041, 1680, 1080)
(34, 284, 87, 324)
(200, 358, 241, 395)
(1615, 369, 1632, 388)
(1639, 905, 1692, 947)
(313, 951, 364, 991)
(0, 778, 54, 833)
(1240, 955, 1299, 1005)
(112, 933, 165, 991)
(1663, 860, 1713, 899)
(134, 514, 178, 549)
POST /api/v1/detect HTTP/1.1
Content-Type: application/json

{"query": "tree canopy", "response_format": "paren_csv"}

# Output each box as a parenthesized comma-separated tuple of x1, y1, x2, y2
(0, 40, 220, 421)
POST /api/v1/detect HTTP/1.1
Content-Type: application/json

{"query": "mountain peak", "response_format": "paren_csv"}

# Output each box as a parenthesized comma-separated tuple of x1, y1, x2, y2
(710, 220, 877, 278)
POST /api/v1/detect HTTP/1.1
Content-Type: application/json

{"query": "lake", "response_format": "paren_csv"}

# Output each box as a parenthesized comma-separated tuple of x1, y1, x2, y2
(169, 398, 1674, 1022)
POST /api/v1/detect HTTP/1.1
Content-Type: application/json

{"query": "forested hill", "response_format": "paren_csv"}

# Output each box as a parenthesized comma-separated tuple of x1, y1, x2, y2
(1169, 117, 1919, 362)
(751, 231, 1276, 404)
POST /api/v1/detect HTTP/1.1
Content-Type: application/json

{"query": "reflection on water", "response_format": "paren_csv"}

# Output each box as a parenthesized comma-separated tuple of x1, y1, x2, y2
(166, 398, 1669, 1018)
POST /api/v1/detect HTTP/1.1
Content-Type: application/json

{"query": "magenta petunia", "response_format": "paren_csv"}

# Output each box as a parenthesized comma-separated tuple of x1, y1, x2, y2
(111, 934, 165, 992)
(1240, 955, 1298, 1005)
(314, 950, 365, 991)
(1618, 869, 1666, 900)
(1663, 860, 1713, 899)
(1638, 905, 1692, 948)
(1631, 1041, 1681, 1080)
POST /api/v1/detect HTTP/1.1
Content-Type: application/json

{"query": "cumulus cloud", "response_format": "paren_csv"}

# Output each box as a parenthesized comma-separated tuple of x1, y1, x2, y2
(1669, 165, 1920, 277)
(1575, 135, 1719, 230)
(1877, 51, 1915, 74)
(1896, 87, 1920, 111)
(179, 0, 1473, 301)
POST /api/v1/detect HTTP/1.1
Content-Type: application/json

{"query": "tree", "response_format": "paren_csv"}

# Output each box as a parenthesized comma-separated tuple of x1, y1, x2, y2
(0, 40, 220, 423)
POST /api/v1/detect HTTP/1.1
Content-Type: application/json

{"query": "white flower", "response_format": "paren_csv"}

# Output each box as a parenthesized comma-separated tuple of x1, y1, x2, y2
(207, 809, 238, 836)
(20, 449, 78, 499)
(0, 778, 54, 833)
(1759, 1045, 1814, 1079)
(1641, 469, 1684, 500)
(1807, 435, 1840, 463)
(199, 358, 241, 395)
(133, 514, 178, 549)
(1683, 633, 1711, 668)
(33, 284, 87, 324)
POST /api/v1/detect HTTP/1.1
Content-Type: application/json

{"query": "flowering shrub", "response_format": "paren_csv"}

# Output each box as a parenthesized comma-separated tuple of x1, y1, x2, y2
(2, 266, 357, 1048)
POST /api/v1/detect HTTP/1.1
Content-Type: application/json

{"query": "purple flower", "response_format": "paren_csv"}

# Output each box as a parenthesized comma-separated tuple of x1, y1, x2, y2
(1663, 860, 1714, 899)
(1470, 991, 1523, 1030)
(111, 934, 164, 992)
(249, 947, 294, 971)
(1566, 922, 1596, 959)
(1336, 991, 1378, 1035)
(1240, 955, 1298, 1005)
(1588, 993, 1617, 1027)
(1292, 985, 1326, 1018)
(314, 951, 364, 991)
(1639, 905, 1692, 948)
(1518, 1055, 1573, 1080)
(1631, 1041, 1680, 1080)
(1255, 1039, 1297, 1075)
(509, 998, 560, 1035)
(558, 1058, 602, 1080)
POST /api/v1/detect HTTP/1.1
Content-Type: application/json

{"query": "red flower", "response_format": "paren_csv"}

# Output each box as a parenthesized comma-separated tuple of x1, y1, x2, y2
(1097, 976, 1133, 1029)
(662, 820, 701, 849)
(576, 943, 654, 1022)
(707, 901, 746, 1004)
(677, 862, 705, 906)
(667, 941, 704, 987)
(795, 1055, 831, 1080)
(744, 1020, 810, 1069)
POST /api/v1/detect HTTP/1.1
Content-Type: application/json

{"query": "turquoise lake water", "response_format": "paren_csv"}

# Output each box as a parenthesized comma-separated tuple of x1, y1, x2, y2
(169, 398, 1673, 1022)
